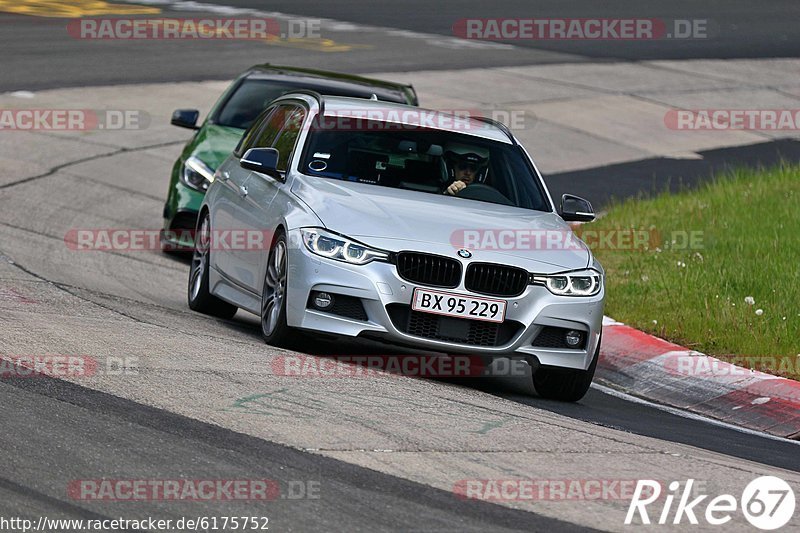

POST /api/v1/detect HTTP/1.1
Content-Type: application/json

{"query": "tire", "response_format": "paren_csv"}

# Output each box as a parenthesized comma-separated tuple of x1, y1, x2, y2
(532, 336, 600, 402)
(260, 230, 292, 346)
(187, 211, 238, 319)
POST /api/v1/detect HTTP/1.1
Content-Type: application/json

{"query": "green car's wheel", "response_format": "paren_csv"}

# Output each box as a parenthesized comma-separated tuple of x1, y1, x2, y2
(187, 211, 238, 319)
(261, 230, 292, 345)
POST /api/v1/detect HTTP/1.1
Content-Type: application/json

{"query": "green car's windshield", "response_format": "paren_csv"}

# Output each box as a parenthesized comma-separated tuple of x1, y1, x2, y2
(215, 79, 414, 131)
(214, 80, 289, 130)
(299, 121, 550, 211)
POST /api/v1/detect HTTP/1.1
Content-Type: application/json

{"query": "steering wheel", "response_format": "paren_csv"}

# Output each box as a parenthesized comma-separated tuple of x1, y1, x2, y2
(456, 183, 513, 206)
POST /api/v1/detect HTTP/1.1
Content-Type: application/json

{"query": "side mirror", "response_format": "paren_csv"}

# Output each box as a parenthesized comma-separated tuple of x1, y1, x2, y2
(560, 194, 595, 222)
(171, 109, 200, 130)
(240, 148, 282, 180)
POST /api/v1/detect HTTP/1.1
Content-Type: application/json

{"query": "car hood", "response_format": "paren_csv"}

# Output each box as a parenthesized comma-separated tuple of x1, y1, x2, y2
(291, 176, 590, 271)
(191, 123, 245, 170)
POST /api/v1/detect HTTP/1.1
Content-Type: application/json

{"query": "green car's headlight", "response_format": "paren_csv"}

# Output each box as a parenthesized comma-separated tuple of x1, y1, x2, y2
(181, 156, 215, 192)
(300, 228, 389, 265)
(532, 269, 603, 297)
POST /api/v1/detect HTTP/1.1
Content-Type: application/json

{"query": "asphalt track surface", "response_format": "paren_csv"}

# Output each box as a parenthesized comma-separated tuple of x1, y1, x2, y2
(210, 0, 800, 59)
(2, 1, 800, 532)
(2, 0, 799, 91)
(545, 139, 800, 209)
(0, 376, 582, 532)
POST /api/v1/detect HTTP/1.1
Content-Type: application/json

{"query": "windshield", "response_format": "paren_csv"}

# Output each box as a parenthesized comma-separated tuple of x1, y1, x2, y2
(299, 122, 550, 211)
(214, 80, 290, 130)
(215, 79, 413, 130)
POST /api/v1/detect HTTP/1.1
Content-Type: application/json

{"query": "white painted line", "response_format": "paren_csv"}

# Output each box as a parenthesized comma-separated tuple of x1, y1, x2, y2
(602, 315, 624, 326)
(591, 382, 800, 446)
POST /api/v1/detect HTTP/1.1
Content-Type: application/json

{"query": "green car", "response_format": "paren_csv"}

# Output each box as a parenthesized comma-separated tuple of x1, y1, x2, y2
(161, 64, 418, 251)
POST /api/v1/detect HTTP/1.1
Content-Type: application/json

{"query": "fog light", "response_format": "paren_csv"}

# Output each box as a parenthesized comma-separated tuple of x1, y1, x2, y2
(565, 330, 583, 347)
(313, 292, 334, 310)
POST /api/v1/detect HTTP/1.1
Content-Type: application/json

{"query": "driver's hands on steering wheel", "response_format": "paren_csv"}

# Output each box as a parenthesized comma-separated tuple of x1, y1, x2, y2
(445, 180, 468, 196)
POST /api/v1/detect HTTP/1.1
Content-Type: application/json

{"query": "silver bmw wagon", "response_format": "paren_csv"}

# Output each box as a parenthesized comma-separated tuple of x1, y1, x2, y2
(188, 92, 605, 401)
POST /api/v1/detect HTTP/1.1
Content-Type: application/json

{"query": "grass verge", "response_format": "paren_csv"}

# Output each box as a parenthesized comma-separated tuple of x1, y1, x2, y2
(588, 163, 800, 380)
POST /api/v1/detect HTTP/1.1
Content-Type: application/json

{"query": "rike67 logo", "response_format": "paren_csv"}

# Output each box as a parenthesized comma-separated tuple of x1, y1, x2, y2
(626, 477, 796, 530)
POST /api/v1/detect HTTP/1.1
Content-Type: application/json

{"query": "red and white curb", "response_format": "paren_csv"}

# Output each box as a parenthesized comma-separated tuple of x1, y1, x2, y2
(598, 317, 800, 439)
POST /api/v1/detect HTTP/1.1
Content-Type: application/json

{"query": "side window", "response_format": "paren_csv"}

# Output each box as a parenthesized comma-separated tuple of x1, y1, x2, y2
(272, 106, 306, 172)
(252, 105, 290, 149)
(234, 105, 277, 157)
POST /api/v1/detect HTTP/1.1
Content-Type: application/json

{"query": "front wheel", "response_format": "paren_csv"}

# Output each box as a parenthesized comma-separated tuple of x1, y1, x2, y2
(187, 211, 238, 319)
(260, 230, 292, 346)
(532, 336, 600, 402)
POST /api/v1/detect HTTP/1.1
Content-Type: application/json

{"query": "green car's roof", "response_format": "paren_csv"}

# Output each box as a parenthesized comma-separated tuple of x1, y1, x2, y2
(182, 65, 420, 178)
(243, 63, 418, 106)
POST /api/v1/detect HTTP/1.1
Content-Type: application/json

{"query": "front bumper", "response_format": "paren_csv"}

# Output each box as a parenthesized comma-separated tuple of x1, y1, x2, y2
(161, 180, 206, 249)
(285, 230, 604, 371)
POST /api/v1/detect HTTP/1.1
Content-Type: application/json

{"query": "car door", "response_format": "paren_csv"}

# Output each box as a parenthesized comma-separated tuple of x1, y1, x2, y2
(214, 105, 282, 289)
(237, 103, 307, 293)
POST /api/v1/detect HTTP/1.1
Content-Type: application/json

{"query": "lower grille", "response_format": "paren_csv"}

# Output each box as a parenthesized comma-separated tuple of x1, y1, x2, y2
(162, 211, 200, 251)
(532, 326, 586, 349)
(408, 312, 500, 345)
(170, 211, 198, 231)
(386, 304, 521, 347)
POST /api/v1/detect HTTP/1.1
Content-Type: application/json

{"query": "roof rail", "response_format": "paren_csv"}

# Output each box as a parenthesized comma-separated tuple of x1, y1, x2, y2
(471, 115, 517, 146)
(281, 89, 325, 115)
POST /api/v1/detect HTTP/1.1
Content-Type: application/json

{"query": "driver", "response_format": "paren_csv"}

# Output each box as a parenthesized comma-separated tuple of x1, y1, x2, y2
(443, 143, 489, 196)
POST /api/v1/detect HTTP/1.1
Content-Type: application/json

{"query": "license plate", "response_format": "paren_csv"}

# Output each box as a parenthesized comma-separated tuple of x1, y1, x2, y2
(411, 288, 506, 323)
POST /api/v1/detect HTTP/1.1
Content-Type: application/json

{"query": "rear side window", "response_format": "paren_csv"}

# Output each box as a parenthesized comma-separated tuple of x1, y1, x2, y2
(272, 106, 306, 171)
(251, 106, 288, 150)
(234, 104, 307, 170)
(235, 104, 298, 157)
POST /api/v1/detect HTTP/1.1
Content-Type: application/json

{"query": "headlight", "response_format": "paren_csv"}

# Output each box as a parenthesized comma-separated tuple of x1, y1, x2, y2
(181, 156, 215, 192)
(532, 269, 602, 297)
(300, 228, 389, 265)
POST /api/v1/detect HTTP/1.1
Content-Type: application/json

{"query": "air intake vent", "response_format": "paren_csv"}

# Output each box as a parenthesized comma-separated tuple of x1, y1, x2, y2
(386, 304, 522, 347)
(532, 326, 586, 350)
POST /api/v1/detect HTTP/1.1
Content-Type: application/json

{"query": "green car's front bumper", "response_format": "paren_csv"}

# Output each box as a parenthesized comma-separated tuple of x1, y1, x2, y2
(161, 124, 244, 251)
